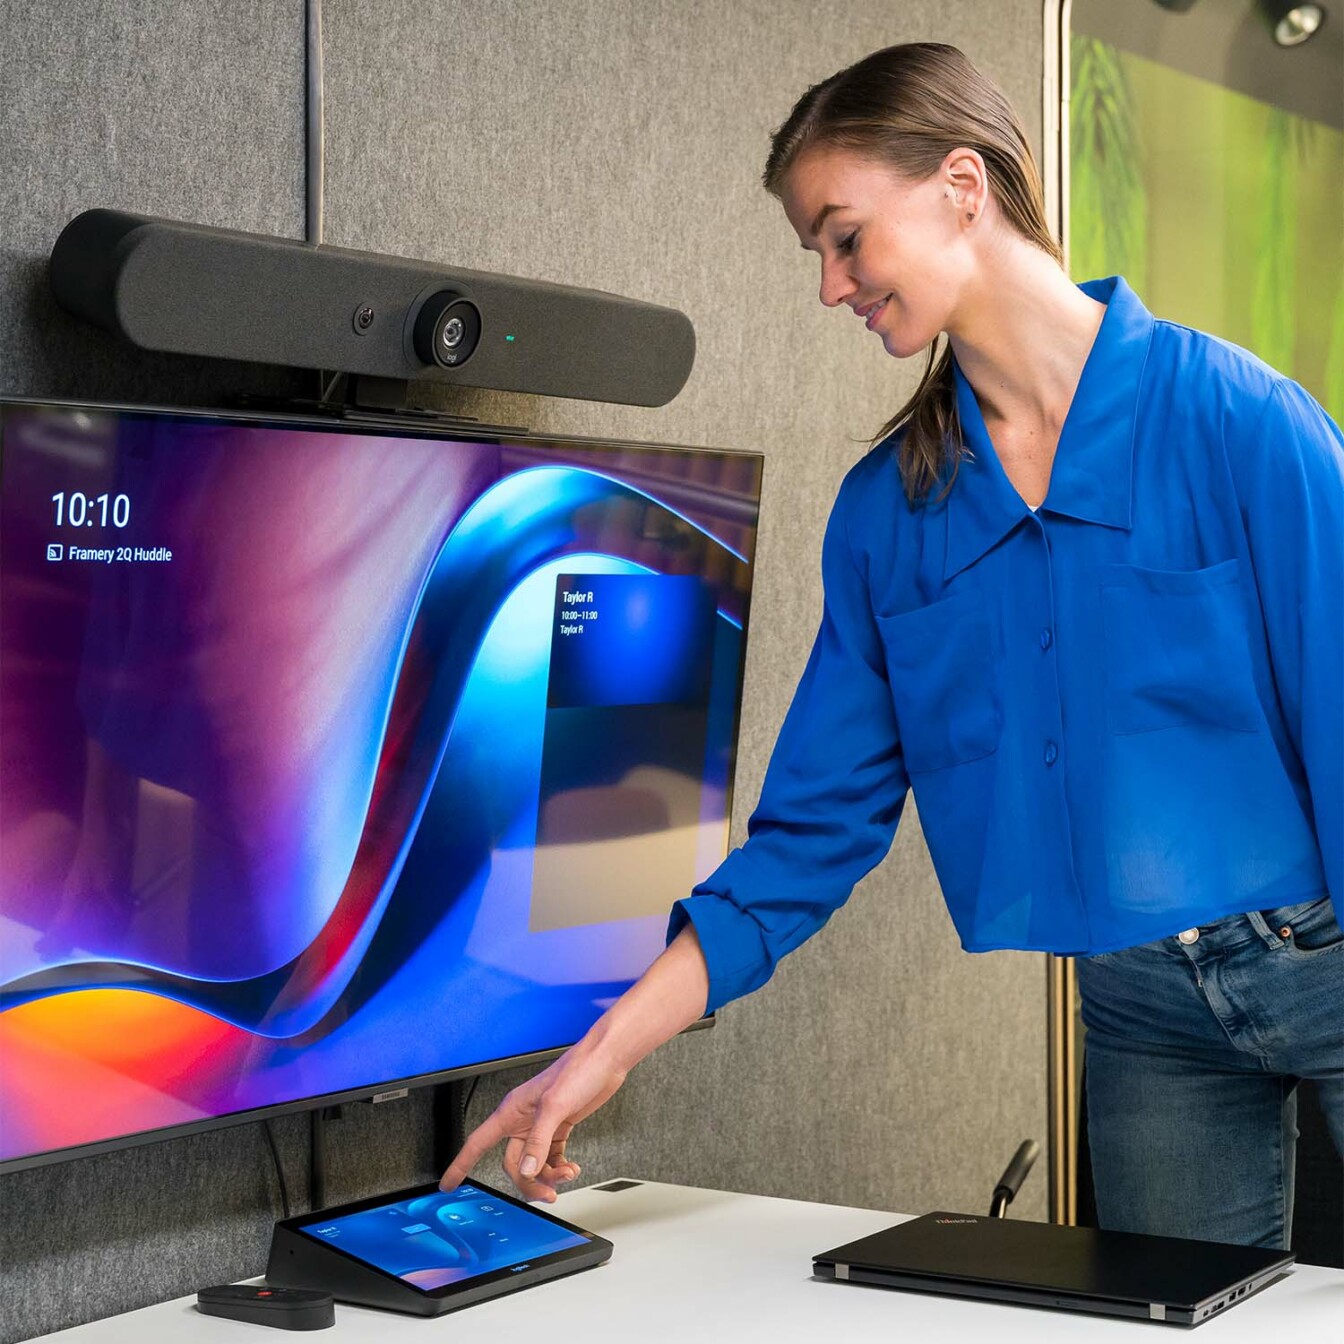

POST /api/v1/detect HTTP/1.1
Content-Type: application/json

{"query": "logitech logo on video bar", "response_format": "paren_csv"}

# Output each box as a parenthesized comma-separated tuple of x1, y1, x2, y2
(934, 1218, 979, 1225)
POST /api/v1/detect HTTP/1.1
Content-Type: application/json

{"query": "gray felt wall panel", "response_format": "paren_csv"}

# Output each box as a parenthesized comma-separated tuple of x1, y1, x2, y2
(0, 0, 307, 407)
(0, 4, 1048, 1339)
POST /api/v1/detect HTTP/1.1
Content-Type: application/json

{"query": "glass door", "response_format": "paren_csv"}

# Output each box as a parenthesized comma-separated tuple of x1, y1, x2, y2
(1058, 0, 1343, 1259)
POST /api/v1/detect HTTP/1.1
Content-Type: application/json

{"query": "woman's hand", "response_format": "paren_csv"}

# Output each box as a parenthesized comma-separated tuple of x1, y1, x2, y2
(438, 1036, 628, 1203)
(439, 925, 710, 1202)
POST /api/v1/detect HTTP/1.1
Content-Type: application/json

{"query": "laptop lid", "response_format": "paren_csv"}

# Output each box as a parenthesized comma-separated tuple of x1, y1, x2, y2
(814, 1213, 1294, 1325)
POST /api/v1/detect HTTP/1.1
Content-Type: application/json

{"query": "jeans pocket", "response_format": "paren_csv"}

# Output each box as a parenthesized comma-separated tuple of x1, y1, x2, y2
(1265, 896, 1343, 955)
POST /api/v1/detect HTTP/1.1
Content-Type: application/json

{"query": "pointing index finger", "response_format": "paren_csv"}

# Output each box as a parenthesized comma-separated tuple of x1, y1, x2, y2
(439, 1112, 509, 1191)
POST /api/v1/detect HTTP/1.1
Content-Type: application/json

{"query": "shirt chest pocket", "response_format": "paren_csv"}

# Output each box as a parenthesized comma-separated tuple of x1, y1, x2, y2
(876, 589, 1002, 773)
(1099, 558, 1262, 735)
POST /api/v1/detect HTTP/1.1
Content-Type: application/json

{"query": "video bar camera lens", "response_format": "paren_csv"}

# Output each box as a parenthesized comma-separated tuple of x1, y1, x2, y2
(413, 291, 482, 368)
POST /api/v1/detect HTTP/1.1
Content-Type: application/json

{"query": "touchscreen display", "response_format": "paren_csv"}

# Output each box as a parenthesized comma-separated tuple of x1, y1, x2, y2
(297, 1184, 590, 1291)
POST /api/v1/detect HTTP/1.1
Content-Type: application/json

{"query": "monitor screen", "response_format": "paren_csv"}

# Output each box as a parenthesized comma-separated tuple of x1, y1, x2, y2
(0, 400, 760, 1171)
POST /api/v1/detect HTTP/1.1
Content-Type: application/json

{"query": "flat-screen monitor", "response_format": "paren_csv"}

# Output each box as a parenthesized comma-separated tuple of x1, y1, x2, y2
(0, 398, 761, 1173)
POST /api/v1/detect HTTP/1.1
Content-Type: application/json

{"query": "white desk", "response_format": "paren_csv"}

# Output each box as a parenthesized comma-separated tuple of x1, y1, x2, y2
(33, 1180, 1344, 1341)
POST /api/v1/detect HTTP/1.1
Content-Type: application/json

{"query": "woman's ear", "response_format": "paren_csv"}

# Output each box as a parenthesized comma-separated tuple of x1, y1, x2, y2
(942, 147, 988, 224)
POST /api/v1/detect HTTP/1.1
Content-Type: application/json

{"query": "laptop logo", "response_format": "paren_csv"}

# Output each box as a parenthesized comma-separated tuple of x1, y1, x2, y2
(935, 1218, 979, 1224)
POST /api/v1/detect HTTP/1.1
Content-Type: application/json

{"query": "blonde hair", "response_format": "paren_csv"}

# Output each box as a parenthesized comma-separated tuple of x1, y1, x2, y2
(763, 43, 1063, 502)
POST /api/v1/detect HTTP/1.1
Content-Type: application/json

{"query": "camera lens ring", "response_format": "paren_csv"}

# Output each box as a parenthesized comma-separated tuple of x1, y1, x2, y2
(413, 291, 482, 368)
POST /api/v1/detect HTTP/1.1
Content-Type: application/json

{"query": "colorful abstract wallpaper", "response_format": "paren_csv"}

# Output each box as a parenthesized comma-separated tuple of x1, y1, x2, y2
(0, 403, 760, 1168)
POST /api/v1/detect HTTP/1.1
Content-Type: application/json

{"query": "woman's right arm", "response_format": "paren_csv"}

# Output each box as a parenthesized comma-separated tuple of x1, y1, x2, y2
(438, 922, 710, 1203)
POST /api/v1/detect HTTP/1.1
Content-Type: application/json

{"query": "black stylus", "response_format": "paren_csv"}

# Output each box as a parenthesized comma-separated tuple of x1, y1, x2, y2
(196, 1284, 335, 1331)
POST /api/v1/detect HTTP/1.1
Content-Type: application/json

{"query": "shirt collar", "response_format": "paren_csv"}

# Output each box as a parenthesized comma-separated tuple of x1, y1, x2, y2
(943, 276, 1155, 582)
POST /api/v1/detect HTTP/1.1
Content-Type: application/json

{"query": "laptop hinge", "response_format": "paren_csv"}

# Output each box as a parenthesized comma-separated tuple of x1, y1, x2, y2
(1149, 1303, 1167, 1321)
(835, 1264, 850, 1281)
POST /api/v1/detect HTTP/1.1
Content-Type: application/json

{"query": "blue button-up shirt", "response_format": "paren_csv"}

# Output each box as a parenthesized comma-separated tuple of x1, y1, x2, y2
(670, 277, 1344, 1014)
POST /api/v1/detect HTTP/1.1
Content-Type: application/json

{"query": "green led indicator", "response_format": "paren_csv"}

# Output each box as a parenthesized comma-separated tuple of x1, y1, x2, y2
(505, 334, 515, 342)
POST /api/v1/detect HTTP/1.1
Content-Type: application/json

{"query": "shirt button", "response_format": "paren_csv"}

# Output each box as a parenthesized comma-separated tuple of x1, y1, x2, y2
(1039, 628, 1053, 651)
(1043, 740, 1058, 766)
(1177, 928, 1200, 945)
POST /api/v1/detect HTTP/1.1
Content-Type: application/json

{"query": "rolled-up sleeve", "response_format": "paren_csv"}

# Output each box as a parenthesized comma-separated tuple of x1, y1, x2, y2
(1231, 379, 1344, 903)
(667, 466, 909, 1012)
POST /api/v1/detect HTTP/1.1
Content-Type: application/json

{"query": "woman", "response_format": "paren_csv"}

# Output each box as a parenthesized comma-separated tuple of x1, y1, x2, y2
(441, 43, 1343, 1249)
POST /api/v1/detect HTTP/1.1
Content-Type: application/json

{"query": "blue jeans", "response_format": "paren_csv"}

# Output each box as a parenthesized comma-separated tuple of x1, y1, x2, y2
(1077, 895, 1344, 1248)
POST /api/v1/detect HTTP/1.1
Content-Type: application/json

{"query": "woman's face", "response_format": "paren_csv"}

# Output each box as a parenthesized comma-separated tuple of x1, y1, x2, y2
(780, 146, 975, 359)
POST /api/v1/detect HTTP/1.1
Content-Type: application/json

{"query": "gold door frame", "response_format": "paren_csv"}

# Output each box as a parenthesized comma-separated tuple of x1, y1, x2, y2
(1042, 0, 1079, 1229)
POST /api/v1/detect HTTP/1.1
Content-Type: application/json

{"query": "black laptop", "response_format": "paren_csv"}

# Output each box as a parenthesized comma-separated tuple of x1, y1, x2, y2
(814, 1212, 1294, 1327)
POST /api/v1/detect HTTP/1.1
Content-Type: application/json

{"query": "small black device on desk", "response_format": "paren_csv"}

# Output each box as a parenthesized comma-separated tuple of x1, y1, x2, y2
(266, 1178, 612, 1316)
(814, 1213, 1294, 1327)
(196, 1285, 335, 1331)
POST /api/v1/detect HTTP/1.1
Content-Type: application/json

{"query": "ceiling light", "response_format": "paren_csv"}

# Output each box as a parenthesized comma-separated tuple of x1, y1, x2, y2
(1258, 1, 1327, 45)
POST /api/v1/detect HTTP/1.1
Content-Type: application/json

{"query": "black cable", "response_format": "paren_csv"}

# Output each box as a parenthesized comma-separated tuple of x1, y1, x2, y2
(262, 1119, 293, 1221)
(463, 1074, 481, 1119)
(319, 369, 346, 404)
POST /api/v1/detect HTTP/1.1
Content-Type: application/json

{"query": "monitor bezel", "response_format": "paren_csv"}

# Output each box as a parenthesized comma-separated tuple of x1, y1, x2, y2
(0, 394, 760, 1175)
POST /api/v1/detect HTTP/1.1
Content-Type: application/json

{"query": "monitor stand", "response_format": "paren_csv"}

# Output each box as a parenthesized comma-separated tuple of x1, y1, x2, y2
(304, 1080, 470, 1211)
(432, 1080, 470, 1176)
(308, 1105, 342, 1212)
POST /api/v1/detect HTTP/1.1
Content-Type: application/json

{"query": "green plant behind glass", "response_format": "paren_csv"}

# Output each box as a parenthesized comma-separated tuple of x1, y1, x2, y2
(1069, 36, 1344, 423)
(1251, 111, 1317, 377)
(1069, 36, 1147, 294)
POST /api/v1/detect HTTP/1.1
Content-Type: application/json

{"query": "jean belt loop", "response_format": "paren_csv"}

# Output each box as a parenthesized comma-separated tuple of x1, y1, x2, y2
(1242, 908, 1284, 948)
